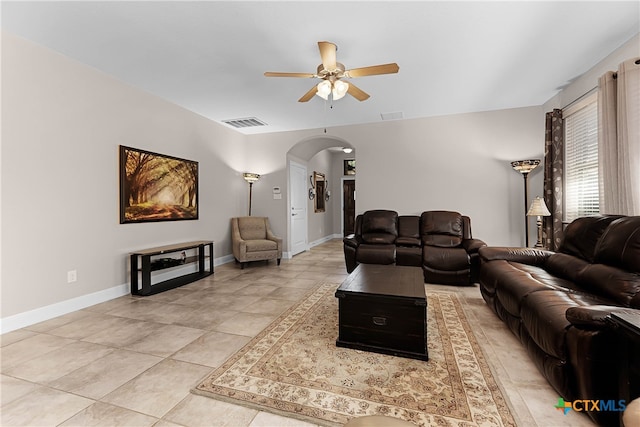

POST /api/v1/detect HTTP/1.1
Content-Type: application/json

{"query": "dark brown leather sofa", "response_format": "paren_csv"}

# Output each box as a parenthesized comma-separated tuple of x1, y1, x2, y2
(344, 210, 485, 285)
(478, 215, 640, 425)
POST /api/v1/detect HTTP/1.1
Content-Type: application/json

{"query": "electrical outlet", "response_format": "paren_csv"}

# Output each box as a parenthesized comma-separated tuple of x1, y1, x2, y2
(67, 270, 77, 283)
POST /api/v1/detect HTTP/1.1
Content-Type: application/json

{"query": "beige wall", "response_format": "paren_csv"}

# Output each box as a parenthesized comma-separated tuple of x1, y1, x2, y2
(246, 107, 545, 252)
(1, 33, 248, 327)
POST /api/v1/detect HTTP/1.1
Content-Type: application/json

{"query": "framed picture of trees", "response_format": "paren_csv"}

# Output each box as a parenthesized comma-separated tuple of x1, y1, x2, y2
(119, 146, 198, 224)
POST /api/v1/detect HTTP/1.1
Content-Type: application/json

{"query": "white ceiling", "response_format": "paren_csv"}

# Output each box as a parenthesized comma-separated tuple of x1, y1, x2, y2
(3, 1, 639, 135)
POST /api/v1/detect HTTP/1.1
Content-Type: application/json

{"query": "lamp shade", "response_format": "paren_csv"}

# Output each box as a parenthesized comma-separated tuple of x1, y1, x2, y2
(511, 159, 540, 174)
(527, 196, 551, 216)
(243, 172, 260, 184)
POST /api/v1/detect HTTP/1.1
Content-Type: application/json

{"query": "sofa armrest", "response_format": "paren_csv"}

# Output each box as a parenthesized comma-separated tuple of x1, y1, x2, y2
(266, 230, 282, 246)
(231, 223, 246, 259)
(462, 238, 486, 254)
(566, 305, 636, 330)
(478, 246, 553, 266)
(343, 235, 360, 249)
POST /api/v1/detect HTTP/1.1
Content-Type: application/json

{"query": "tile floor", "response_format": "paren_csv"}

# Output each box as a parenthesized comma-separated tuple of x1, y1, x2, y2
(1, 240, 595, 427)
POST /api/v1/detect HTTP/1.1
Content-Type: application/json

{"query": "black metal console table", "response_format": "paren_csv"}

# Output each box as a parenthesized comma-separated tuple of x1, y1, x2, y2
(130, 240, 214, 296)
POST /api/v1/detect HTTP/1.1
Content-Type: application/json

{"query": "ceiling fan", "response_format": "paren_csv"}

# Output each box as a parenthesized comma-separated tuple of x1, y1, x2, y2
(264, 41, 399, 103)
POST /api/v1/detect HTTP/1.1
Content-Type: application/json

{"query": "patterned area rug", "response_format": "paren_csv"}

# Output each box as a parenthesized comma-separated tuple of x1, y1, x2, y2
(194, 283, 516, 427)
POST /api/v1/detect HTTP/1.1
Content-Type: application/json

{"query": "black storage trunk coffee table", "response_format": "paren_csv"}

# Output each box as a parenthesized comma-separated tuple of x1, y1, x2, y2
(335, 264, 428, 360)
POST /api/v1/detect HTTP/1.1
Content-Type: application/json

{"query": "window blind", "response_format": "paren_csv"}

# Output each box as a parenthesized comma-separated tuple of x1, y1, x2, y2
(564, 96, 599, 222)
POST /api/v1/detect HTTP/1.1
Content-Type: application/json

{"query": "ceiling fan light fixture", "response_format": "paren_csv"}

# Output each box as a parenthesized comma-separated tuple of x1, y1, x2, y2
(316, 80, 331, 100)
(332, 80, 349, 100)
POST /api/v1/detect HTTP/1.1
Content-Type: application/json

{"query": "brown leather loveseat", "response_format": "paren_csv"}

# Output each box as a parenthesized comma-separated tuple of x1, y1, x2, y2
(343, 210, 485, 285)
(478, 215, 640, 425)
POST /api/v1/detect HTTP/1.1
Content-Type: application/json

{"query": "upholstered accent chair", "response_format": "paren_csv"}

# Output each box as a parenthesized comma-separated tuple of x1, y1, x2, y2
(231, 217, 282, 269)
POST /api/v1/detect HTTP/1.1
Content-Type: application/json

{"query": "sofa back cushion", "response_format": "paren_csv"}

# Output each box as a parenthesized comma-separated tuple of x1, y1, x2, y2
(421, 211, 463, 247)
(594, 216, 640, 273)
(238, 217, 267, 240)
(558, 215, 624, 262)
(545, 253, 590, 282)
(361, 210, 398, 244)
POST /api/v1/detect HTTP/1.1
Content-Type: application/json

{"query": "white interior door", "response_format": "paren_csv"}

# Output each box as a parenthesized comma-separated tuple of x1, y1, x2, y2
(289, 161, 308, 256)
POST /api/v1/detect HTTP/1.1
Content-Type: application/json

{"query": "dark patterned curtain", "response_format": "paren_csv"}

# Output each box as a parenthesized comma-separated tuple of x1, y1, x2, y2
(543, 109, 564, 250)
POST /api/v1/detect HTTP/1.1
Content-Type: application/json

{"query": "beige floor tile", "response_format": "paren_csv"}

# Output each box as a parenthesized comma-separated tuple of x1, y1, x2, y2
(0, 374, 39, 406)
(59, 401, 158, 426)
(24, 310, 93, 333)
(1, 333, 75, 371)
(171, 331, 250, 367)
(123, 324, 206, 357)
(104, 299, 178, 323)
(143, 286, 199, 303)
(280, 278, 321, 289)
(153, 420, 185, 427)
(249, 411, 319, 427)
(163, 394, 258, 427)
(204, 281, 251, 294)
(518, 384, 595, 427)
(213, 312, 278, 337)
(48, 349, 162, 399)
(47, 312, 136, 340)
(0, 385, 92, 426)
(153, 420, 187, 427)
(168, 305, 240, 331)
(0, 329, 37, 347)
(3, 341, 113, 383)
(234, 284, 280, 297)
(82, 317, 165, 348)
(84, 296, 135, 313)
(266, 287, 316, 301)
(101, 359, 212, 418)
(241, 297, 294, 315)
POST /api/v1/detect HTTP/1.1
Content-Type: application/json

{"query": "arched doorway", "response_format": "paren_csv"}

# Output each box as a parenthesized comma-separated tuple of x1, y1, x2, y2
(286, 135, 355, 257)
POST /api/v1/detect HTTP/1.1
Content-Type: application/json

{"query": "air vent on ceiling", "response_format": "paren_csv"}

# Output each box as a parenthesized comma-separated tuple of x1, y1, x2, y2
(380, 111, 404, 121)
(222, 117, 268, 129)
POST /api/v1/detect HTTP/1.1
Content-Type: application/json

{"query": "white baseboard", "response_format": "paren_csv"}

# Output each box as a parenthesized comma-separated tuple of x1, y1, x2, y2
(309, 234, 342, 248)
(0, 283, 130, 335)
(0, 255, 235, 335)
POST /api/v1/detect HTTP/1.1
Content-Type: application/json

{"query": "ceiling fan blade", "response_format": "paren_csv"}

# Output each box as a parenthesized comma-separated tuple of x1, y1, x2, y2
(347, 82, 370, 101)
(346, 63, 399, 78)
(298, 85, 318, 102)
(264, 72, 315, 78)
(318, 41, 337, 71)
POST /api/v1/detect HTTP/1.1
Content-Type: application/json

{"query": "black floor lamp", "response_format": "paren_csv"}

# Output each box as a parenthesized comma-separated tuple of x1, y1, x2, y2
(243, 173, 260, 216)
(511, 159, 540, 247)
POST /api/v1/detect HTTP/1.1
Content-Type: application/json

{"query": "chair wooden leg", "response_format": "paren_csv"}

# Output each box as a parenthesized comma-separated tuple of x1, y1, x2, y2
(277, 258, 281, 266)
(241, 262, 246, 270)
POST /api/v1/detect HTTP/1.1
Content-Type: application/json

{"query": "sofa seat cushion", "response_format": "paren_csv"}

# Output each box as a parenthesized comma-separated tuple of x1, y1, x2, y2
(362, 233, 396, 245)
(246, 239, 277, 252)
(423, 246, 468, 271)
(493, 262, 566, 317)
(356, 244, 395, 265)
(396, 237, 421, 247)
(520, 290, 609, 360)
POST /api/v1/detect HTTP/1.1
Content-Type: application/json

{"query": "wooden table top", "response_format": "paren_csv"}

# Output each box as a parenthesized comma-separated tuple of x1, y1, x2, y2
(337, 264, 425, 299)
